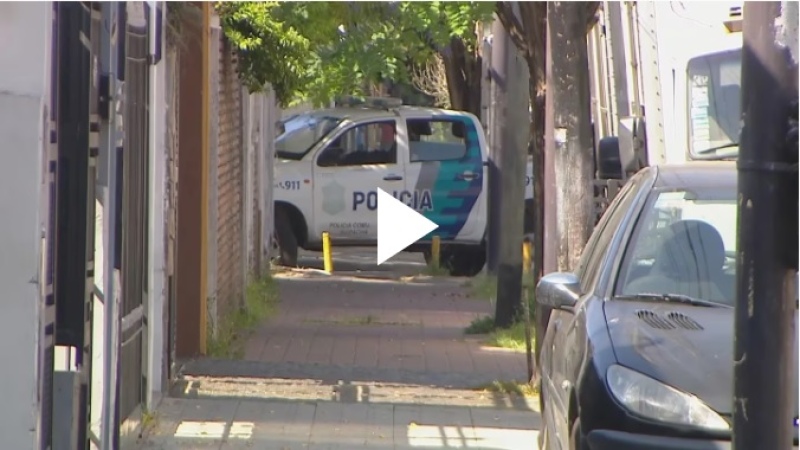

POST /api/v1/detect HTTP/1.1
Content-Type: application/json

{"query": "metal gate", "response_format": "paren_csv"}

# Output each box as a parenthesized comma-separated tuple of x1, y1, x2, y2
(117, 1, 150, 435)
(53, 2, 98, 449)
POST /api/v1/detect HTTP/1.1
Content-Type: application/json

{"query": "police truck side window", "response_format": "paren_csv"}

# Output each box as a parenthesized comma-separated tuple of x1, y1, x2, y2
(317, 121, 397, 167)
(407, 119, 468, 162)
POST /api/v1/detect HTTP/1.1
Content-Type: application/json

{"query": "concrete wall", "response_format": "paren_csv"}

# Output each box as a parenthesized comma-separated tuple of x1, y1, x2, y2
(146, 0, 168, 407)
(0, 2, 53, 448)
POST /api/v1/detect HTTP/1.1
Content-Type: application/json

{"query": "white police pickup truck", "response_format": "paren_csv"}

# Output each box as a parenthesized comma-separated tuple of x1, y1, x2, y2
(273, 97, 534, 276)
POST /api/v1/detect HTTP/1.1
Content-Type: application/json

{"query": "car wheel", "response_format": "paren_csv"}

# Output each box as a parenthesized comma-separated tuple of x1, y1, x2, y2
(274, 207, 298, 267)
(422, 249, 432, 265)
(570, 418, 588, 450)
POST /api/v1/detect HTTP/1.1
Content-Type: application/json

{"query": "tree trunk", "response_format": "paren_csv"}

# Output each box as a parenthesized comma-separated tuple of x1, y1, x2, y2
(549, 1, 596, 272)
(442, 38, 483, 117)
(494, 37, 530, 328)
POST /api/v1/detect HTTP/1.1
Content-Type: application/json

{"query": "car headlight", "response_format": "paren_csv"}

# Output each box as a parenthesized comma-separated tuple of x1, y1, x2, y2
(606, 364, 730, 431)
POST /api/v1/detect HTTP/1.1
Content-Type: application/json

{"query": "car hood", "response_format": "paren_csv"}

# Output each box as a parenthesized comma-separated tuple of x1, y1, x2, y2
(603, 300, 798, 419)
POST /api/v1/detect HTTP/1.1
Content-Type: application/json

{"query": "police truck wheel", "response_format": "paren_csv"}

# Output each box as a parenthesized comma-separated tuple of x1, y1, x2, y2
(423, 249, 432, 264)
(274, 208, 298, 267)
(442, 246, 485, 277)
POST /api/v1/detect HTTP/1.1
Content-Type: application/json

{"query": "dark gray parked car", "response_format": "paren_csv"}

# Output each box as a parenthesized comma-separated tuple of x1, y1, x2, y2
(536, 162, 799, 450)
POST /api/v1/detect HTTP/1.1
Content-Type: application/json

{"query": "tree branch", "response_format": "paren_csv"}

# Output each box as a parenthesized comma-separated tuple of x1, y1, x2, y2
(494, 2, 529, 57)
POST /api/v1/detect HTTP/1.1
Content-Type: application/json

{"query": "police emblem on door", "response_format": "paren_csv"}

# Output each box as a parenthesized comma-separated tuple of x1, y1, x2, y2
(322, 181, 346, 216)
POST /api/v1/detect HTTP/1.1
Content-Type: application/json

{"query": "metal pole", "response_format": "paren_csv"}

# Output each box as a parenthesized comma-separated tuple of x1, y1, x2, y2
(537, 7, 558, 370)
(486, 17, 508, 274)
(733, 3, 798, 449)
(542, 6, 558, 276)
(101, 3, 120, 450)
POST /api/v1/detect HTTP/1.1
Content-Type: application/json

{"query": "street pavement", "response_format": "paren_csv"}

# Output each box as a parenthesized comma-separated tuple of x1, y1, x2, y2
(133, 248, 540, 450)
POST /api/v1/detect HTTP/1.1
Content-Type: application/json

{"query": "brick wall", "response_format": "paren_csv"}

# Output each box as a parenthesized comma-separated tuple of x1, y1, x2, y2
(214, 35, 244, 322)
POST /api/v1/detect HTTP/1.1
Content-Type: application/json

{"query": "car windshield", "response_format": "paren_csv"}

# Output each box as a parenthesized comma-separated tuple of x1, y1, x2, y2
(615, 188, 738, 306)
(276, 114, 342, 159)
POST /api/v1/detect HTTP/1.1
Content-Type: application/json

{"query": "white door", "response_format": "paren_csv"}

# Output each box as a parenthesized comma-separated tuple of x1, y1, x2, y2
(312, 119, 406, 244)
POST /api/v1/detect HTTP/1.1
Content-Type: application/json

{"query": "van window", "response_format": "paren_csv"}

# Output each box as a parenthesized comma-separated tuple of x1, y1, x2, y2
(407, 119, 469, 162)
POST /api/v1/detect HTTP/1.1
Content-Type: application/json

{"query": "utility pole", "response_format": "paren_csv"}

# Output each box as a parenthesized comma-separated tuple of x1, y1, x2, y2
(485, 18, 507, 275)
(494, 5, 530, 328)
(733, 3, 798, 449)
(547, 1, 596, 273)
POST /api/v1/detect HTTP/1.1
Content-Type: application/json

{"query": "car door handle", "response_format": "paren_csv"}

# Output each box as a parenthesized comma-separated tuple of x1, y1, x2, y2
(383, 174, 403, 181)
(456, 171, 480, 181)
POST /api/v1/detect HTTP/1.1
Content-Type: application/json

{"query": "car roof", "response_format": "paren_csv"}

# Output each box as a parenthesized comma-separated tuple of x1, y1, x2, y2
(651, 161, 737, 189)
(289, 106, 475, 122)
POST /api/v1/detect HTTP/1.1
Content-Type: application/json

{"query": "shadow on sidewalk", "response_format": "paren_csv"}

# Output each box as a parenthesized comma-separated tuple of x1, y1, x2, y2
(136, 392, 541, 450)
(169, 375, 538, 412)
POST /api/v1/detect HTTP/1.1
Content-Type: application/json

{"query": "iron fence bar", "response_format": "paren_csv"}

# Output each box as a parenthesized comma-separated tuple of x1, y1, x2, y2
(100, 2, 120, 450)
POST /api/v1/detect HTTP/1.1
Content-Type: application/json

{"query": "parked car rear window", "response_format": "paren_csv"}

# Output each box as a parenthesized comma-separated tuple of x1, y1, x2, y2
(616, 188, 738, 305)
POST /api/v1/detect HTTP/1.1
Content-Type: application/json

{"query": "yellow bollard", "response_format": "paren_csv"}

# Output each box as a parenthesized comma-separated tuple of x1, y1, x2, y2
(522, 239, 532, 275)
(322, 232, 333, 273)
(431, 235, 441, 268)
(521, 238, 534, 383)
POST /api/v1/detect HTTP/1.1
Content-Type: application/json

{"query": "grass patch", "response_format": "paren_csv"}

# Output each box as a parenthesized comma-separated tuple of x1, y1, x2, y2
(473, 380, 539, 397)
(207, 275, 279, 359)
(484, 321, 530, 351)
(466, 273, 497, 302)
(422, 261, 449, 276)
(465, 317, 534, 352)
(465, 315, 496, 335)
(464, 271, 539, 350)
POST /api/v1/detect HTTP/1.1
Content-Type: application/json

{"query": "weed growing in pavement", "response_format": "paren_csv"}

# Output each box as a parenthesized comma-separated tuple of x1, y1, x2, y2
(140, 409, 160, 437)
(422, 260, 449, 276)
(207, 274, 279, 359)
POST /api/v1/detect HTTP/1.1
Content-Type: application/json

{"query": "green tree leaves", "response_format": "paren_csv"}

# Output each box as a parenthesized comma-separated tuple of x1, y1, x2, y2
(216, 1, 493, 108)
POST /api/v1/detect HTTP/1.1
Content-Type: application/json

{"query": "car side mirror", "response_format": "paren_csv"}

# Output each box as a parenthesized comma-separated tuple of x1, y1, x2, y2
(536, 272, 581, 310)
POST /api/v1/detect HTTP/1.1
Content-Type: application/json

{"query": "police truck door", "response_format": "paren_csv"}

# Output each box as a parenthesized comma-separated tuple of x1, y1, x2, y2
(312, 119, 406, 243)
(403, 115, 487, 242)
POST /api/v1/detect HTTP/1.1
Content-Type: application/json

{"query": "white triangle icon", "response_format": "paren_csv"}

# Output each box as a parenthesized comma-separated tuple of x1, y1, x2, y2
(377, 187, 439, 265)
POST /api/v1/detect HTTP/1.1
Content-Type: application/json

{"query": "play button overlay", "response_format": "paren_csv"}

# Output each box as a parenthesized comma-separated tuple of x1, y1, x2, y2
(377, 187, 438, 265)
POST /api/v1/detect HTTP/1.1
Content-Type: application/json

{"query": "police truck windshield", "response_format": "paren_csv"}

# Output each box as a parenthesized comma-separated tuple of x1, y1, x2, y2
(276, 114, 342, 160)
(687, 48, 742, 160)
